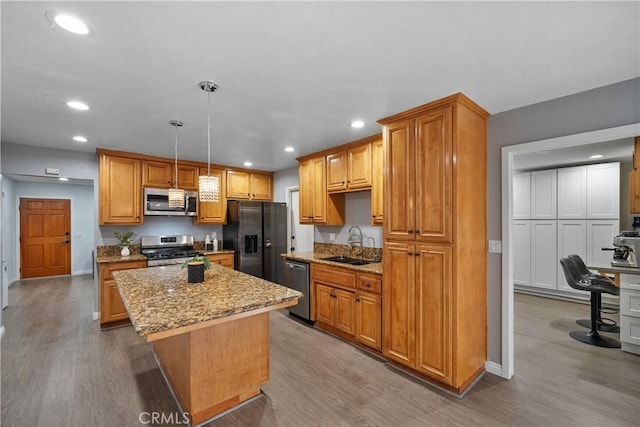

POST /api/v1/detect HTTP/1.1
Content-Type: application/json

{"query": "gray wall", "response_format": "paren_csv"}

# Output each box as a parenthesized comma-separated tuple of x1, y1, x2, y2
(273, 166, 299, 203)
(486, 77, 640, 363)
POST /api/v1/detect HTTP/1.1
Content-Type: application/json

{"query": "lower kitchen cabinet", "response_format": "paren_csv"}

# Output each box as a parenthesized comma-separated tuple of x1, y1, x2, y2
(205, 253, 234, 268)
(99, 260, 146, 329)
(312, 263, 382, 352)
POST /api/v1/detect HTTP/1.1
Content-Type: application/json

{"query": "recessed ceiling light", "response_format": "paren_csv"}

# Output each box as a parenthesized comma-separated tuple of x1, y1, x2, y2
(67, 100, 89, 111)
(45, 11, 91, 35)
(58, 177, 69, 182)
(590, 154, 603, 159)
(73, 136, 88, 143)
(284, 147, 295, 153)
(350, 120, 365, 129)
(244, 161, 253, 167)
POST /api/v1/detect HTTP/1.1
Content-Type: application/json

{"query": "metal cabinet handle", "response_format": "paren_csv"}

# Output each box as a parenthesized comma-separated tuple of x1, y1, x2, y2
(364, 283, 370, 288)
(408, 252, 414, 256)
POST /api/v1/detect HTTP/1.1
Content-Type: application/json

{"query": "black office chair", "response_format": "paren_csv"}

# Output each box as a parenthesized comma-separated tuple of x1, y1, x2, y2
(567, 254, 620, 333)
(559, 257, 620, 348)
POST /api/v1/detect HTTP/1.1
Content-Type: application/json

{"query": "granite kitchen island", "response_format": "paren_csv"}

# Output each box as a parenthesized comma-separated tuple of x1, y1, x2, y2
(113, 264, 302, 425)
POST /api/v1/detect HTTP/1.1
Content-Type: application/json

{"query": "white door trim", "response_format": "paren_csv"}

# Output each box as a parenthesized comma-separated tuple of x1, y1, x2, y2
(500, 122, 640, 379)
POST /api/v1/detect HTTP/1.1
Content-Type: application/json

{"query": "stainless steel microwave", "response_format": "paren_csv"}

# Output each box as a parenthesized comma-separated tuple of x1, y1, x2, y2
(144, 188, 198, 216)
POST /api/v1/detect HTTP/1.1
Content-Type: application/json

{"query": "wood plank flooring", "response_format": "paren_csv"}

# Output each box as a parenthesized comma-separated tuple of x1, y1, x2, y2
(2, 275, 639, 426)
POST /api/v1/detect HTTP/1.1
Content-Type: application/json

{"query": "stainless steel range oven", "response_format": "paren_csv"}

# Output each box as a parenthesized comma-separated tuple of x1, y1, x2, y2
(141, 235, 202, 267)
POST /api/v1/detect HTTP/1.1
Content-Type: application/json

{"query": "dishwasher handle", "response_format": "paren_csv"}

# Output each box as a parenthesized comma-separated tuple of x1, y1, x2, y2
(285, 262, 307, 270)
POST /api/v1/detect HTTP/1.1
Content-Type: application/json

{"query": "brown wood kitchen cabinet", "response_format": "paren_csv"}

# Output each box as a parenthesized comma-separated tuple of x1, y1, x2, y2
(99, 260, 146, 329)
(312, 263, 382, 352)
(298, 156, 345, 225)
(371, 137, 384, 225)
(98, 151, 142, 225)
(379, 93, 488, 394)
(327, 140, 374, 193)
(205, 253, 234, 268)
(142, 160, 199, 190)
(226, 170, 273, 200)
(194, 167, 227, 224)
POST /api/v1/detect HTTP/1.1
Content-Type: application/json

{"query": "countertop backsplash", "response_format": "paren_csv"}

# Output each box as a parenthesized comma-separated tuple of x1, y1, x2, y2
(314, 242, 382, 261)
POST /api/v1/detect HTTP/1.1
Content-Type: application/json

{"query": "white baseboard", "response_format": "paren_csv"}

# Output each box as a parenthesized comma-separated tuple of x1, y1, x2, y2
(73, 269, 93, 276)
(484, 360, 504, 377)
(92, 311, 99, 321)
(0, 326, 5, 339)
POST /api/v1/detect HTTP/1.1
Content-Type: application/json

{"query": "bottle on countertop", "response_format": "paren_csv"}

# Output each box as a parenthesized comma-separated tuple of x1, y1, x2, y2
(205, 234, 213, 251)
(212, 232, 218, 252)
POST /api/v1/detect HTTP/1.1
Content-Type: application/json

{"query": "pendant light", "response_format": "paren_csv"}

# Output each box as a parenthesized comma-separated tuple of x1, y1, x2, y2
(198, 80, 220, 203)
(168, 120, 185, 208)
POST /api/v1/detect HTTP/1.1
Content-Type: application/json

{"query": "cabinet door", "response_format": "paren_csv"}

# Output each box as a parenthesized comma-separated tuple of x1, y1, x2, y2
(587, 220, 619, 267)
(415, 105, 453, 244)
(326, 152, 348, 192)
(414, 244, 452, 384)
(105, 280, 129, 321)
(311, 156, 327, 223)
(142, 160, 172, 188)
(298, 160, 314, 224)
(195, 167, 227, 224)
(531, 220, 557, 290)
(513, 173, 531, 220)
(99, 155, 142, 225)
(334, 288, 356, 335)
(250, 173, 272, 200)
(384, 120, 414, 241)
(557, 220, 588, 294)
(371, 138, 384, 225)
(557, 166, 587, 219)
(531, 170, 557, 219)
(176, 164, 199, 191)
(356, 291, 382, 350)
(513, 221, 531, 287)
(383, 241, 414, 365)
(587, 163, 620, 219)
(347, 143, 372, 190)
(99, 261, 146, 327)
(226, 170, 250, 199)
(315, 283, 335, 325)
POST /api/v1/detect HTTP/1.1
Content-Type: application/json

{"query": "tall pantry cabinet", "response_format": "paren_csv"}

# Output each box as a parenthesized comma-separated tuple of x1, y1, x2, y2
(379, 93, 489, 394)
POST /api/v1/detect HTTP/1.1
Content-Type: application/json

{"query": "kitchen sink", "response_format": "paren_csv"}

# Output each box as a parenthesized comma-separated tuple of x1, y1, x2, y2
(321, 256, 376, 265)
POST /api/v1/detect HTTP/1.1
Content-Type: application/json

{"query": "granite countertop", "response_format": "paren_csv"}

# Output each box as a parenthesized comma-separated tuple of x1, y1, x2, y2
(113, 264, 302, 338)
(282, 251, 383, 275)
(96, 254, 148, 264)
(200, 249, 235, 256)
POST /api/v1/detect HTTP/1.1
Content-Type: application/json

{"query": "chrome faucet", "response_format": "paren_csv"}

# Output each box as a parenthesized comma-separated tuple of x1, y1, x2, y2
(347, 225, 363, 257)
(366, 237, 380, 261)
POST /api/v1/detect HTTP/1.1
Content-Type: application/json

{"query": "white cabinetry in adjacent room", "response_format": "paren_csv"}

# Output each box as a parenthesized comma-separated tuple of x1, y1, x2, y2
(513, 173, 531, 220)
(556, 220, 588, 294)
(557, 166, 587, 219)
(531, 220, 557, 290)
(586, 163, 620, 219)
(513, 220, 531, 287)
(586, 220, 620, 268)
(531, 170, 557, 219)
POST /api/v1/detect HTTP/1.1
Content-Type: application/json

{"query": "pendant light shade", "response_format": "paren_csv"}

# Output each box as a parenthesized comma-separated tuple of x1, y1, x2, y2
(168, 120, 185, 208)
(198, 80, 220, 203)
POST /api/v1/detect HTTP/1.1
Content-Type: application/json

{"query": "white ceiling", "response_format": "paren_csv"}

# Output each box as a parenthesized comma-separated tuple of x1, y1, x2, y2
(2, 1, 639, 173)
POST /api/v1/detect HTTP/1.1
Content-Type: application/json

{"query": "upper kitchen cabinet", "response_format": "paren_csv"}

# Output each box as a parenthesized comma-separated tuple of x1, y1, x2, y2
(586, 162, 620, 219)
(557, 166, 587, 219)
(531, 169, 557, 219)
(98, 150, 142, 225)
(142, 160, 199, 191)
(226, 170, 273, 201)
(298, 155, 345, 225)
(513, 172, 531, 220)
(194, 167, 227, 224)
(327, 140, 373, 193)
(371, 137, 384, 225)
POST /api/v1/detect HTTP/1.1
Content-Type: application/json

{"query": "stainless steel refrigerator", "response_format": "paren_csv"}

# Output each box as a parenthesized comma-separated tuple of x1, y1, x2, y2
(222, 201, 287, 284)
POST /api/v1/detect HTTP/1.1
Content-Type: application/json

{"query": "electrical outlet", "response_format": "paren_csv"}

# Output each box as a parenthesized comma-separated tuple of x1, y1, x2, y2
(329, 233, 336, 241)
(488, 240, 502, 253)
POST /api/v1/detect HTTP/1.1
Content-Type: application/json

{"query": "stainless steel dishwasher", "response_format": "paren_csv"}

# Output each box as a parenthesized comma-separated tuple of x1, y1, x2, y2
(283, 259, 311, 321)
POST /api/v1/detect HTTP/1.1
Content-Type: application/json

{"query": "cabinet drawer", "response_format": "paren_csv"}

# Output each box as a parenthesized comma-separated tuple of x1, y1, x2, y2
(312, 264, 355, 289)
(356, 273, 382, 294)
(621, 315, 640, 345)
(620, 274, 640, 291)
(100, 261, 146, 280)
(621, 288, 640, 318)
(206, 254, 234, 268)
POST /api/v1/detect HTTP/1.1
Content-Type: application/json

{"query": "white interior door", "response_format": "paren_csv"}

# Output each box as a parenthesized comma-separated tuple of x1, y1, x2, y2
(288, 188, 314, 253)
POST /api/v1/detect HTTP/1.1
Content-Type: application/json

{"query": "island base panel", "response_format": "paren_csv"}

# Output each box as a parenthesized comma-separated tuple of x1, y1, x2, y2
(152, 313, 269, 424)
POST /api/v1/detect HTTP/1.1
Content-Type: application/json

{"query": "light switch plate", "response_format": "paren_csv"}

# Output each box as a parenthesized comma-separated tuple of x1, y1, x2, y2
(329, 233, 336, 241)
(488, 240, 502, 253)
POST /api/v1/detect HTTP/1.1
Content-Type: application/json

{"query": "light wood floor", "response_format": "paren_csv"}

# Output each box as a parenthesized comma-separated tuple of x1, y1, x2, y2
(2, 275, 639, 426)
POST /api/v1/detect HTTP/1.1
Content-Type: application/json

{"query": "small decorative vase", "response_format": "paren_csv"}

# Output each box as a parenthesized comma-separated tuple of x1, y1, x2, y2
(120, 246, 130, 257)
(187, 263, 205, 283)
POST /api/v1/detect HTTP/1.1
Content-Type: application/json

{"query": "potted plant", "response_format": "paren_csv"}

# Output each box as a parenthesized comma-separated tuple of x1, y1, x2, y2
(114, 231, 136, 256)
(182, 255, 211, 283)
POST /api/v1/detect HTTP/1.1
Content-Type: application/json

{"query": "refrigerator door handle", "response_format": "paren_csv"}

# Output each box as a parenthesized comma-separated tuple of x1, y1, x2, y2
(265, 239, 272, 248)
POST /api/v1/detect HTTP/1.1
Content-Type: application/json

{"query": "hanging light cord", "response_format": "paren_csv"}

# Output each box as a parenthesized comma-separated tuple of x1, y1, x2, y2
(207, 91, 211, 176)
(174, 123, 179, 188)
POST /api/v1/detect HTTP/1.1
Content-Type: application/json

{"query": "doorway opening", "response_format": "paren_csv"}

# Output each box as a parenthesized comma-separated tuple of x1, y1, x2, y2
(286, 187, 314, 254)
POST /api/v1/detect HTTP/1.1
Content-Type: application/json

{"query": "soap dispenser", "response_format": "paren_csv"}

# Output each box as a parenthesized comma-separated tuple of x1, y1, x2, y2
(212, 232, 218, 252)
